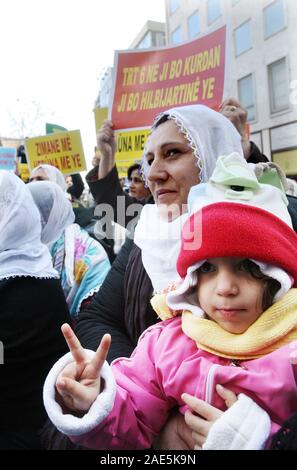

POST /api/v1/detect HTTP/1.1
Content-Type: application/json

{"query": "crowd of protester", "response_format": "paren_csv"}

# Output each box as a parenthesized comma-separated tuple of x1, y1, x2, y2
(0, 98, 297, 451)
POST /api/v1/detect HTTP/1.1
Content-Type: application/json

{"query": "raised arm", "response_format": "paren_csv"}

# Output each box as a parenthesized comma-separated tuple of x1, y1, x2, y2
(97, 120, 117, 180)
(219, 98, 251, 160)
(219, 98, 269, 164)
(86, 121, 145, 228)
(43, 321, 173, 450)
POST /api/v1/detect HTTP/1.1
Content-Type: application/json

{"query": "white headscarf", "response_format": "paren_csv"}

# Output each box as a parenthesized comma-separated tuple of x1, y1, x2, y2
(0, 171, 58, 280)
(30, 164, 67, 191)
(27, 181, 75, 244)
(136, 105, 244, 293)
(141, 104, 243, 182)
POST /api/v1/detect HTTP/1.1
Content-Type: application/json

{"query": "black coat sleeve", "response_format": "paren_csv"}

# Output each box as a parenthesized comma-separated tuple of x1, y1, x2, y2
(75, 237, 135, 363)
(246, 142, 269, 164)
(86, 166, 143, 229)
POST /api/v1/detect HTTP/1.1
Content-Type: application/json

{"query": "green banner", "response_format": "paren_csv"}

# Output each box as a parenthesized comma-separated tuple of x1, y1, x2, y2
(46, 123, 68, 134)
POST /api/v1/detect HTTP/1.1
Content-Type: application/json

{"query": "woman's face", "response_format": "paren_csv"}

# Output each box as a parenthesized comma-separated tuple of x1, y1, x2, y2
(29, 168, 49, 182)
(145, 120, 199, 218)
(129, 169, 151, 200)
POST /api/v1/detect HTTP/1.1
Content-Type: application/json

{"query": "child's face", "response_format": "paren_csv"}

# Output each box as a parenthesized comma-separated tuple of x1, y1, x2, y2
(196, 258, 265, 334)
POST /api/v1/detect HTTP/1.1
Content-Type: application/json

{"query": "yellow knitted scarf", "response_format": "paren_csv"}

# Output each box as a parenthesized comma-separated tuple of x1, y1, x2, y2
(151, 289, 297, 360)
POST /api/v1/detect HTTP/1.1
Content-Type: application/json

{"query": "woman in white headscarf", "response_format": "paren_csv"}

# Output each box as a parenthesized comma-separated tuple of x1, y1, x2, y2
(63, 104, 244, 451)
(0, 171, 70, 449)
(28, 181, 111, 317)
(76, 104, 243, 357)
(135, 104, 244, 293)
(30, 164, 67, 190)
(28, 181, 74, 245)
(29, 164, 100, 248)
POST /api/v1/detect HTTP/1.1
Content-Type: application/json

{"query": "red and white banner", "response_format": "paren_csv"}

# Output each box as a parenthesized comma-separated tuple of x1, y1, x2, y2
(110, 26, 227, 130)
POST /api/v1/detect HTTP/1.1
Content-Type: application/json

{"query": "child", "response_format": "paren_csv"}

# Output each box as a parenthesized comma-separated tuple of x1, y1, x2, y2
(43, 154, 297, 450)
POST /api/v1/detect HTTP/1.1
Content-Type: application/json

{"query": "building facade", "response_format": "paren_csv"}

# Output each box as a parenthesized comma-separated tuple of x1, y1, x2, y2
(129, 20, 166, 49)
(165, 0, 297, 176)
(95, 67, 114, 109)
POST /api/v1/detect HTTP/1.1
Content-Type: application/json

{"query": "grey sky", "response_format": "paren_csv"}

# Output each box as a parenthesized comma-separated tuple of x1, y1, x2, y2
(0, 0, 165, 164)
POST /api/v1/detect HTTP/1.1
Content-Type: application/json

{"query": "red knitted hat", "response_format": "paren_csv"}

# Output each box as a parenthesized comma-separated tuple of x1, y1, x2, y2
(177, 202, 297, 286)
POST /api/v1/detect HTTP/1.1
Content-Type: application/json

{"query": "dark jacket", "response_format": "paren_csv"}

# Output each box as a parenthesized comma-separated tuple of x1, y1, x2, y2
(77, 166, 154, 361)
(76, 238, 156, 362)
(270, 412, 297, 450)
(246, 141, 269, 164)
(0, 277, 70, 449)
(86, 165, 151, 229)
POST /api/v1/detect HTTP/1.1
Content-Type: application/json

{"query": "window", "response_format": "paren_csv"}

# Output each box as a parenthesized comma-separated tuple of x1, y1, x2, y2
(264, 0, 285, 39)
(136, 32, 152, 49)
(169, 0, 180, 15)
(238, 74, 255, 122)
(188, 11, 200, 39)
(234, 20, 252, 56)
(171, 26, 182, 45)
(207, 0, 221, 24)
(268, 57, 289, 113)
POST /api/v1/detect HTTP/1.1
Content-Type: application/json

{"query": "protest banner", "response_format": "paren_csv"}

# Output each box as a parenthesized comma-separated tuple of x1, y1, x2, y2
(114, 128, 150, 177)
(93, 107, 149, 177)
(25, 130, 87, 174)
(110, 25, 227, 130)
(94, 107, 108, 134)
(0, 147, 16, 171)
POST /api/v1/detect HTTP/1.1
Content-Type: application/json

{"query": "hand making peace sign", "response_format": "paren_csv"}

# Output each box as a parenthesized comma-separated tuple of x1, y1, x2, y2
(56, 324, 111, 413)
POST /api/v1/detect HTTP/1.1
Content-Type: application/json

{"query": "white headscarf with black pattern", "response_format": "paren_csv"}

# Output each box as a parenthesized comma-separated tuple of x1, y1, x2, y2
(141, 104, 243, 183)
(136, 105, 244, 293)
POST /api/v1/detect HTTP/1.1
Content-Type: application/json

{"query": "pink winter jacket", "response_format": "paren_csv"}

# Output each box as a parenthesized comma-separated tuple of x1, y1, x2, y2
(70, 317, 297, 450)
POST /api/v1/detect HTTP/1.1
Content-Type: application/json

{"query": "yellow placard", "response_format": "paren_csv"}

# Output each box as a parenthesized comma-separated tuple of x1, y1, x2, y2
(25, 130, 86, 175)
(273, 149, 297, 176)
(18, 163, 30, 182)
(94, 107, 108, 134)
(114, 128, 150, 177)
(94, 108, 150, 177)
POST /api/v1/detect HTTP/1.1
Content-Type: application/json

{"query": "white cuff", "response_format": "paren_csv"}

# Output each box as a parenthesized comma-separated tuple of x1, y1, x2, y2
(43, 350, 116, 436)
(203, 394, 271, 450)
